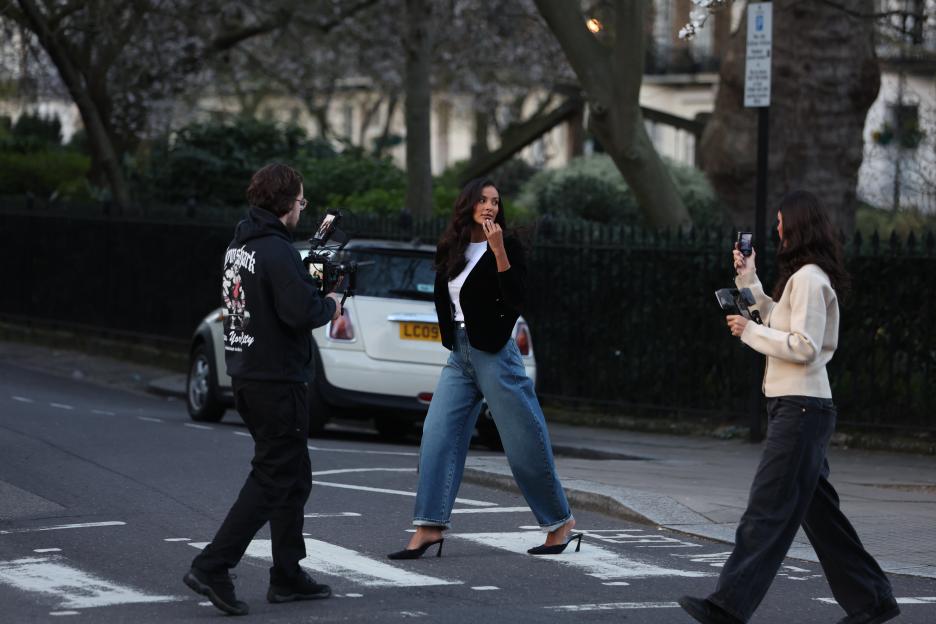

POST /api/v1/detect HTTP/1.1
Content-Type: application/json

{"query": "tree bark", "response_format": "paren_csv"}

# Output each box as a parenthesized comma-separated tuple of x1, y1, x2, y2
(17, 0, 133, 211)
(700, 0, 880, 234)
(402, 0, 434, 218)
(534, 0, 691, 228)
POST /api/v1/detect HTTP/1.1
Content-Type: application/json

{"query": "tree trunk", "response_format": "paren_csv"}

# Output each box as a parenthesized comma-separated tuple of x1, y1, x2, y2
(471, 109, 490, 161)
(534, 0, 690, 228)
(402, 0, 433, 218)
(699, 0, 880, 234)
(17, 0, 133, 212)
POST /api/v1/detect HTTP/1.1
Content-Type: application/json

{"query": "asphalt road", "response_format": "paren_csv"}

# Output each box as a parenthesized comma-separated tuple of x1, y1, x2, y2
(1, 360, 934, 623)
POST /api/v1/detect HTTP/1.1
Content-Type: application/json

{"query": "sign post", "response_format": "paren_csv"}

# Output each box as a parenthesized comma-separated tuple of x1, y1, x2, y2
(743, 1, 772, 443)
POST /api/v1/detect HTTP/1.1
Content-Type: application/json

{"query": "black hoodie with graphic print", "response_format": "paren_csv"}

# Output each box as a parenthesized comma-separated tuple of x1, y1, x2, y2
(221, 207, 336, 383)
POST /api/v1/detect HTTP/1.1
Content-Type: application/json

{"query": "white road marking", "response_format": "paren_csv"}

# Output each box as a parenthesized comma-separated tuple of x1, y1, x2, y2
(310, 468, 416, 477)
(92, 410, 115, 416)
(49, 611, 80, 616)
(198, 601, 212, 606)
(581, 529, 699, 549)
(184, 423, 213, 430)
(163, 538, 191, 542)
(49, 403, 74, 410)
(451, 506, 530, 514)
(472, 586, 500, 591)
(344, 593, 364, 598)
(311, 481, 496, 507)
(308, 445, 418, 457)
(400, 611, 428, 618)
(546, 602, 680, 612)
(233, 431, 252, 437)
(33, 549, 62, 553)
(454, 532, 712, 580)
(12, 396, 34, 403)
(304, 512, 362, 518)
(191, 540, 460, 588)
(602, 582, 631, 586)
(138, 417, 162, 423)
(673, 551, 732, 568)
(0, 521, 126, 536)
(0, 556, 179, 609)
(816, 597, 936, 605)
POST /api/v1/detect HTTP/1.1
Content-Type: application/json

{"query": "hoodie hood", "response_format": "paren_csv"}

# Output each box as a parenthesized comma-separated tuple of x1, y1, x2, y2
(233, 206, 292, 245)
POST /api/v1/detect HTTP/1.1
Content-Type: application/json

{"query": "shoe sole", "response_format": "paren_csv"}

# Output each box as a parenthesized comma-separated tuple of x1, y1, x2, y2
(267, 587, 332, 603)
(183, 572, 249, 616)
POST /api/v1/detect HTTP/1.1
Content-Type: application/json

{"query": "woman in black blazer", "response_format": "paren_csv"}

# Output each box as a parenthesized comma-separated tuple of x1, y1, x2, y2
(388, 178, 580, 560)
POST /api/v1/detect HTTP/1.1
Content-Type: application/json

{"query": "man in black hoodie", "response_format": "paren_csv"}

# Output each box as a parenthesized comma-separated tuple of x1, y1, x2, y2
(184, 164, 341, 616)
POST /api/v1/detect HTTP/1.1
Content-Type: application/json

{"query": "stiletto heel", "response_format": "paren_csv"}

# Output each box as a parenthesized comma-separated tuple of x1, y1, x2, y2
(387, 538, 444, 560)
(527, 532, 583, 555)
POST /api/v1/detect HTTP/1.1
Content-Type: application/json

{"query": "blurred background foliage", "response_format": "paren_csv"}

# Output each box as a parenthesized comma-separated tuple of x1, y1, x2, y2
(2, 111, 934, 237)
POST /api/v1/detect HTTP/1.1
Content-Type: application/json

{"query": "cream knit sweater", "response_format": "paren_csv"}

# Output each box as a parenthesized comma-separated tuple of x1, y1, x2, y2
(736, 264, 839, 398)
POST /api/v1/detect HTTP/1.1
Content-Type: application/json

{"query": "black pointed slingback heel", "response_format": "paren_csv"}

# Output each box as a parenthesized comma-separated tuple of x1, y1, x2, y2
(387, 538, 444, 560)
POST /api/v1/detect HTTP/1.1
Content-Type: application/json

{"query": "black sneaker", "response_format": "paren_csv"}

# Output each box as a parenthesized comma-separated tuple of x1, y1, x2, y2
(267, 570, 332, 603)
(678, 596, 743, 624)
(183, 567, 249, 616)
(836, 596, 900, 624)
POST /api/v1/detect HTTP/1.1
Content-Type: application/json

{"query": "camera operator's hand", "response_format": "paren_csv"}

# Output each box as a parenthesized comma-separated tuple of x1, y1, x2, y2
(726, 314, 749, 337)
(733, 244, 757, 277)
(326, 292, 342, 321)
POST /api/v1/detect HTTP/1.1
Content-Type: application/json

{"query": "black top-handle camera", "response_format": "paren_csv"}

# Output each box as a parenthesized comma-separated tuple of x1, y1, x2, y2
(304, 210, 356, 311)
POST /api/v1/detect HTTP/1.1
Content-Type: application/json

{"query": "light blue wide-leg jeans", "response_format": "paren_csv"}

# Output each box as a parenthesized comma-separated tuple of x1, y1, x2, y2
(412, 326, 572, 531)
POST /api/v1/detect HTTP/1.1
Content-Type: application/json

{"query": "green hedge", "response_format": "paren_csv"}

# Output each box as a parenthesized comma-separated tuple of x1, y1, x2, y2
(0, 150, 91, 198)
(516, 154, 724, 226)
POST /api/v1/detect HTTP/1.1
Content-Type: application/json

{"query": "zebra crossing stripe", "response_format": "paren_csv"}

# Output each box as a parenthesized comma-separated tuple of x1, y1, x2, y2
(0, 556, 179, 609)
(190, 540, 460, 588)
(545, 601, 681, 612)
(816, 597, 936, 605)
(453, 532, 712, 580)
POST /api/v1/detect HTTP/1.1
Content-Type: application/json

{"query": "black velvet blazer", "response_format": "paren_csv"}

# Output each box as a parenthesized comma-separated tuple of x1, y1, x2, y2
(433, 237, 526, 353)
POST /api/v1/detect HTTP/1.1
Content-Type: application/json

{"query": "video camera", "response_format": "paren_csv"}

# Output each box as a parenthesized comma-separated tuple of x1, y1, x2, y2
(304, 209, 356, 312)
(715, 288, 763, 324)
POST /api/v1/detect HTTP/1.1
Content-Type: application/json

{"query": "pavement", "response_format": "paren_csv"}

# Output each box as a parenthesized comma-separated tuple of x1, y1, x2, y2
(5, 340, 935, 580)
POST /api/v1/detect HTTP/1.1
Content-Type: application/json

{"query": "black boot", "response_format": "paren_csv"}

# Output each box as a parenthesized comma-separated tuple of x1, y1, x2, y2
(678, 596, 743, 624)
(267, 570, 332, 603)
(183, 567, 249, 616)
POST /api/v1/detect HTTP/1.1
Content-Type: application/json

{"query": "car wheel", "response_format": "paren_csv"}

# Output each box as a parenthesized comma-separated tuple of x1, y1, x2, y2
(476, 405, 503, 451)
(375, 418, 413, 440)
(307, 342, 330, 437)
(307, 381, 330, 437)
(187, 343, 225, 422)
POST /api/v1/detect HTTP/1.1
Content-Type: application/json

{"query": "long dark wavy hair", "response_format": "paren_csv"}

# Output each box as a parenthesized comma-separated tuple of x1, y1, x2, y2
(435, 178, 507, 280)
(772, 190, 851, 301)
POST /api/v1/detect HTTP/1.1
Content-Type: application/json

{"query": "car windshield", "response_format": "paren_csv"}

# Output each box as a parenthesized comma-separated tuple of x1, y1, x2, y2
(343, 248, 436, 301)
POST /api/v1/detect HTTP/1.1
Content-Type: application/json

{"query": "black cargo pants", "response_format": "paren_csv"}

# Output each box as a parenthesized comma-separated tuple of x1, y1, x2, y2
(708, 395, 894, 622)
(192, 379, 312, 584)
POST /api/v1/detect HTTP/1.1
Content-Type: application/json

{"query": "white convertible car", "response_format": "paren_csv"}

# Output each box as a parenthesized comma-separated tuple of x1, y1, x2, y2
(185, 239, 536, 447)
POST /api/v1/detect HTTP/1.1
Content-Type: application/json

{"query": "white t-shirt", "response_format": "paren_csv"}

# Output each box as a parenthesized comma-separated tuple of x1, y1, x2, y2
(448, 242, 488, 322)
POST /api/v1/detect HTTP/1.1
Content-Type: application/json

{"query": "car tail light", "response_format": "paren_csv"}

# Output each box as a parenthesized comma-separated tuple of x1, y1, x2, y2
(515, 321, 532, 356)
(329, 314, 355, 341)
(418, 392, 433, 404)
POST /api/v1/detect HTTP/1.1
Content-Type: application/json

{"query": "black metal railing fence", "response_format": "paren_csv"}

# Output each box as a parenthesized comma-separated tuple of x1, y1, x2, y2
(3, 199, 933, 431)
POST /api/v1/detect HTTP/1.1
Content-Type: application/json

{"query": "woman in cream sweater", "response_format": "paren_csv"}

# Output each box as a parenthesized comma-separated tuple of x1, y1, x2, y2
(679, 191, 898, 624)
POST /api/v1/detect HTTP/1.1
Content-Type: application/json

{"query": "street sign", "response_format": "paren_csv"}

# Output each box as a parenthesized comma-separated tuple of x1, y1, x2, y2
(744, 2, 772, 108)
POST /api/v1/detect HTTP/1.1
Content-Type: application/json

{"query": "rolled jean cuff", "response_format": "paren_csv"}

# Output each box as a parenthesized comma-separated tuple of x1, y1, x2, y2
(540, 513, 574, 533)
(413, 518, 450, 530)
